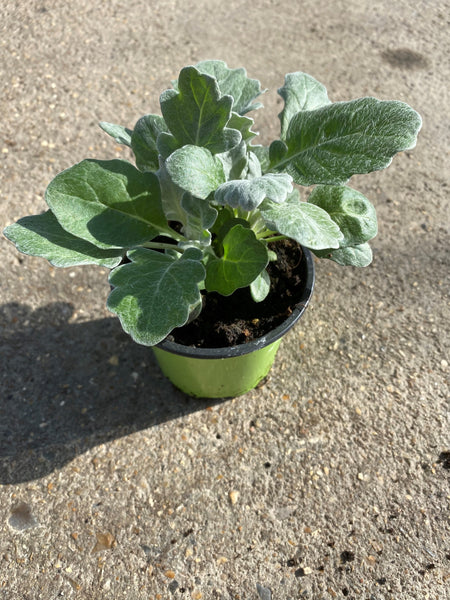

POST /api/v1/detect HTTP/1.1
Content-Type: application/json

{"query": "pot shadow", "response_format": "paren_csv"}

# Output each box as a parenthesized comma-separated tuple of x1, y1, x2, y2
(0, 302, 225, 485)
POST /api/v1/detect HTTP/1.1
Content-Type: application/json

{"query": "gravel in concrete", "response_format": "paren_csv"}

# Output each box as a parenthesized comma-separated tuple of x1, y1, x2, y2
(1, 1, 449, 598)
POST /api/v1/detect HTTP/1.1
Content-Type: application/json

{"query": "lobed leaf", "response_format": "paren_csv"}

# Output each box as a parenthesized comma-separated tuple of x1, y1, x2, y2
(205, 224, 269, 296)
(214, 173, 293, 211)
(107, 247, 205, 346)
(259, 196, 343, 250)
(45, 159, 169, 249)
(195, 59, 264, 115)
(160, 66, 241, 154)
(3, 211, 123, 268)
(272, 98, 422, 185)
(308, 185, 377, 246)
(227, 112, 259, 143)
(278, 72, 331, 139)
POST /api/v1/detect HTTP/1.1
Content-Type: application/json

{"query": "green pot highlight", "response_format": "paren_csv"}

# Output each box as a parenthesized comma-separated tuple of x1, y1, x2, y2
(153, 339, 282, 399)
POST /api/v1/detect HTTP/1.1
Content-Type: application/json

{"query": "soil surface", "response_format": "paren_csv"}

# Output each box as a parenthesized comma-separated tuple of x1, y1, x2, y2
(0, 2, 448, 600)
(170, 240, 305, 347)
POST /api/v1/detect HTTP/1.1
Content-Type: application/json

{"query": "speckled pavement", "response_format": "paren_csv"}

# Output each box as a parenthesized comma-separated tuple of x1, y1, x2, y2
(0, 1, 449, 598)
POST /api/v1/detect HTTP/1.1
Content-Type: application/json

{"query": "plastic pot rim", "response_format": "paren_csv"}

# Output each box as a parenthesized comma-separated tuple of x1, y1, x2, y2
(156, 246, 315, 360)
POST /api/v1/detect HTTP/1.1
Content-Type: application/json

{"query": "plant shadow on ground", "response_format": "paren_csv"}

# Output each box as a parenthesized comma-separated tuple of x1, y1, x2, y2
(0, 302, 225, 485)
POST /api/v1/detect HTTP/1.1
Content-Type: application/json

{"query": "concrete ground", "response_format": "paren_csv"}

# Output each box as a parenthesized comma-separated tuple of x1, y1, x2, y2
(0, 1, 448, 598)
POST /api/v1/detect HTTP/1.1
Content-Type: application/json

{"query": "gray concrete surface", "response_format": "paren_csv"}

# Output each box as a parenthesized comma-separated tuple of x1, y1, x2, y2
(1, 1, 449, 598)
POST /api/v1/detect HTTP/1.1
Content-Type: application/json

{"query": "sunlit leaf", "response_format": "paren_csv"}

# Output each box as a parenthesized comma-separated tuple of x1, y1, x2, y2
(108, 247, 205, 345)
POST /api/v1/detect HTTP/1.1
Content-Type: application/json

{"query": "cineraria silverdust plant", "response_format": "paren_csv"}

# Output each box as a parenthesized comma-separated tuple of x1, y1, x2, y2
(4, 60, 422, 346)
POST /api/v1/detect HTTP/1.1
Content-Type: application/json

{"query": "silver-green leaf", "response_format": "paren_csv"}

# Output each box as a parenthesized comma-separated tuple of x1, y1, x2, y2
(181, 192, 218, 244)
(227, 112, 259, 143)
(259, 196, 343, 250)
(99, 121, 132, 147)
(131, 114, 168, 172)
(214, 173, 293, 211)
(195, 59, 264, 115)
(216, 140, 249, 181)
(160, 66, 241, 154)
(278, 72, 331, 139)
(3, 211, 123, 268)
(308, 185, 377, 246)
(249, 146, 270, 173)
(273, 98, 422, 185)
(45, 159, 168, 249)
(166, 145, 226, 200)
(314, 243, 373, 267)
(107, 247, 205, 346)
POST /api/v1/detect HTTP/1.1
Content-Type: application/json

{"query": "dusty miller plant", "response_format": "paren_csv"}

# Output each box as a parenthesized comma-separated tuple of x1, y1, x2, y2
(4, 60, 421, 345)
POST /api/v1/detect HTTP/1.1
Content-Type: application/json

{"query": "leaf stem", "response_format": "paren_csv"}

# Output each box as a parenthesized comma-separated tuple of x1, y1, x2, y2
(256, 229, 277, 240)
(142, 242, 183, 253)
(166, 227, 187, 242)
(262, 234, 288, 243)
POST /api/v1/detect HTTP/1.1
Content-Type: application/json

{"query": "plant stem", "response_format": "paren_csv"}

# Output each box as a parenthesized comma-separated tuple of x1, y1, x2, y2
(164, 227, 187, 243)
(142, 242, 183, 253)
(263, 235, 288, 243)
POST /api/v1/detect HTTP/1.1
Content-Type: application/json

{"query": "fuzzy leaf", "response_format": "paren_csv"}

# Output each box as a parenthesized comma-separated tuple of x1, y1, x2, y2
(131, 114, 168, 171)
(181, 193, 218, 243)
(3, 211, 123, 268)
(107, 247, 205, 346)
(160, 66, 241, 154)
(227, 112, 259, 143)
(278, 72, 331, 139)
(250, 269, 271, 302)
(195, 59, 264, 115)
(247, 151, 263, 178)
(259, 196, 343, 249)
(215, 173, 293, 211)
(273, 98, 422, 185)
(166, 145, 226, 199)
(308, 185, 377, 246)
(205, 224, 268, 295)
(45, 159, 168, 249)
(314, 243, 373, 267)
(99, 121, 132, 147)
(156, 162, 186, 224)
(156, 131, 181, 160)
(216, 140, 249, 181)
(250, 146, 270, 173)
(269, 140, 288, 165)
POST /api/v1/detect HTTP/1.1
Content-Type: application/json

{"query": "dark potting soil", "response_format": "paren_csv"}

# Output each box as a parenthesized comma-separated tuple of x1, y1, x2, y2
(168, 239, 305, 348)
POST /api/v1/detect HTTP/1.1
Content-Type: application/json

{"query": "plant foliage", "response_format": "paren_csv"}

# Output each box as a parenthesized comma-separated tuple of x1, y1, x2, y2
(4, 61, 422, 345)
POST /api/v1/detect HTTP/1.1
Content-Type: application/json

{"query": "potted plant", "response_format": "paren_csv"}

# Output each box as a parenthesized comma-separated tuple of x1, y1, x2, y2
(3, 60, 421, 398)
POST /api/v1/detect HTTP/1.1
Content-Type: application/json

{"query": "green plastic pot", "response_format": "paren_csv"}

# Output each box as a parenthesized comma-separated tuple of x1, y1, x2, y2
(153, 247, 315, 398)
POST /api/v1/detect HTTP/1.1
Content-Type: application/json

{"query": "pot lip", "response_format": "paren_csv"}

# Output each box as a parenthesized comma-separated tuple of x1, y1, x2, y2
(155, 246, 315, 359)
